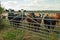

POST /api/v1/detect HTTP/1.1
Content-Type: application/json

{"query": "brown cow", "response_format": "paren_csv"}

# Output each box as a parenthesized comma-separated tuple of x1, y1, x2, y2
(26, 12, 42, 29)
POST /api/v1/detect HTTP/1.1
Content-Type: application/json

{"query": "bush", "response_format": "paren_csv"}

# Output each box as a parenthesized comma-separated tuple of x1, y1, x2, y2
(0, 18, 10, 30)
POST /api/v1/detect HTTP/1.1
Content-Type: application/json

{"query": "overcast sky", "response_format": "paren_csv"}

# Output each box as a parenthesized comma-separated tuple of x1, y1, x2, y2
(0, 0, 60, 10)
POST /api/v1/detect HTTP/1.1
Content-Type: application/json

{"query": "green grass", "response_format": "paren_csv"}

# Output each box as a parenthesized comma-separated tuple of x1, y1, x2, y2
(2, 29, 25, 40)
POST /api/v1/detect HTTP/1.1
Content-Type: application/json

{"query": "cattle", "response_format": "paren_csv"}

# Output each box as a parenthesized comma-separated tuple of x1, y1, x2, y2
(26, 12, 42, 30)
(8, 12, 26, 27)
(44, 14, 59, 32)
(56, 13, 60, 19)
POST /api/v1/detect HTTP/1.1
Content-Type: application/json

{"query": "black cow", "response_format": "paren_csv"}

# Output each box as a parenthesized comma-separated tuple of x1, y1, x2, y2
(8, 12, 26, 27)
(13, 14, 26, 23)
(44, 15, 56, 32)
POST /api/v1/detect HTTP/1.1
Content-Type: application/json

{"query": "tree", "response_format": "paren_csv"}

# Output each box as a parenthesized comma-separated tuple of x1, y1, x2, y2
(0, 7, 4, 14)
(0, 7, 4, 18)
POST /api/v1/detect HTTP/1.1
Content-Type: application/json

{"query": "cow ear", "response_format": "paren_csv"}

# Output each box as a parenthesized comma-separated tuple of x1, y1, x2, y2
(18, 10, 21, 12)
(24, 10, 26, 12)
(5, 9, 9, 12)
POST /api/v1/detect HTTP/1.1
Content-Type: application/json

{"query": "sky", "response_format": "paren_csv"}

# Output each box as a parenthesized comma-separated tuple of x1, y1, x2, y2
(0, 0, 60, 11)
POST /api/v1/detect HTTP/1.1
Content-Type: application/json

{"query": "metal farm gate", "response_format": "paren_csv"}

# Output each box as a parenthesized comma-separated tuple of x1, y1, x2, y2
(8, 10, 60, 40)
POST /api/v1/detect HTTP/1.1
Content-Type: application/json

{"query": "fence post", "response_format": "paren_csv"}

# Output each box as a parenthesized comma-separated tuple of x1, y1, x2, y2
(21, 9, 25, 27)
